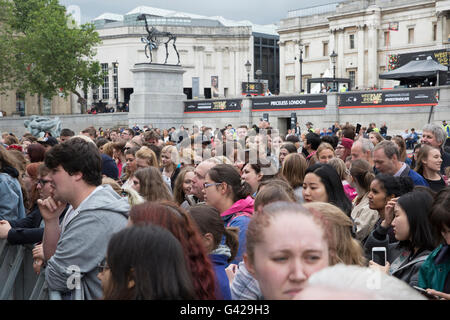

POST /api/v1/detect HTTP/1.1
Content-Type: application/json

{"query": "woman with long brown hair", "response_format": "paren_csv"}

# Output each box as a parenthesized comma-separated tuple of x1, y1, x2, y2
(131, 167, 173, 202)
(128, 201, 217, 299)
(415, 144, 447, 192)
(280, 153, 307, 202)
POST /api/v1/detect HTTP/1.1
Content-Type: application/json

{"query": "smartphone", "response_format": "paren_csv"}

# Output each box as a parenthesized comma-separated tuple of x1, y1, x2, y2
(356, 123, 362, 134)
(372, 247, 386, 266)
(413, 286, 440, 300)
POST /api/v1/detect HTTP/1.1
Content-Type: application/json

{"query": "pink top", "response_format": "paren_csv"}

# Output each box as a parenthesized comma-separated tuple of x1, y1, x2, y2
(342, 181, 358, 201)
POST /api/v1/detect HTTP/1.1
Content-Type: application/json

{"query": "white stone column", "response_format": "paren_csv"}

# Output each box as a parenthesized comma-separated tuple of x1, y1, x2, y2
(279, 41, 286, 94)
(367, 24, 378, 88)
(194, 46, 205, 98)
(294, 40, 300, 92)
(337, 29, 345, 80)
(357, 25, 365, 89)
(437, 14, 444, 43)
(215, 48, 224, 97)
(329, 29, 336, 56)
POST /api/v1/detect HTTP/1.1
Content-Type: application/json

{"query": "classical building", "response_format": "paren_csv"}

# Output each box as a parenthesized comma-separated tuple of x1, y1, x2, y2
(86, 6, 279, 110)
(277, 0, 450, 94)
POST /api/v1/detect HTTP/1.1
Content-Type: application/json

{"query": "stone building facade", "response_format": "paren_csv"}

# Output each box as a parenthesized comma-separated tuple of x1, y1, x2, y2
(278, 0, 450, 94)
(87, 6, 278, 110)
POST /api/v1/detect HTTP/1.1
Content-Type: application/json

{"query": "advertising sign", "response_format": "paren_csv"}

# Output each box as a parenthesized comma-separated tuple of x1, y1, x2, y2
(338, 89, 439, 108)
(184, 99, 242, 113)
(252, 95, 327, 111)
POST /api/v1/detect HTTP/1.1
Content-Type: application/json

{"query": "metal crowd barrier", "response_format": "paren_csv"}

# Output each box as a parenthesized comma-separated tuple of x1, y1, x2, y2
(0, 239, 48, 300)
(0, 239, 84, 300)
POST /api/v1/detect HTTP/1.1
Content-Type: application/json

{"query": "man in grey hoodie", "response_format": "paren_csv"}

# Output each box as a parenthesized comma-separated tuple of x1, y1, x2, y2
(39, 137, 129, 300)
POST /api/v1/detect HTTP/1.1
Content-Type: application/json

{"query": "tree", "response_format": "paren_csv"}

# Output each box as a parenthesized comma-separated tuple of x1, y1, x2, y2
(0, 0, 104, 113)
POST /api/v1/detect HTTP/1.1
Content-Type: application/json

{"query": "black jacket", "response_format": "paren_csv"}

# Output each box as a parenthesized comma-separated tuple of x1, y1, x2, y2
(7, 205, 69, 245)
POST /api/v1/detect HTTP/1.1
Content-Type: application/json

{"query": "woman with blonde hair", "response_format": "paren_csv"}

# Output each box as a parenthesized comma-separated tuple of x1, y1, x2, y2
(303, 202, 367, 267)
(173, 166, 195, 205)
(160, 145, 181, 190)
(131, 167, 173, 202)
(316, 142, 336, 164)
(280, 153, 307, 202)
(135, 146, 159, 169)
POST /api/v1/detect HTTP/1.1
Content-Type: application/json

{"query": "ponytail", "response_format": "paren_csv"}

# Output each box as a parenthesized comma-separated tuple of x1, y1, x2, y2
(224, 227, 239, 263)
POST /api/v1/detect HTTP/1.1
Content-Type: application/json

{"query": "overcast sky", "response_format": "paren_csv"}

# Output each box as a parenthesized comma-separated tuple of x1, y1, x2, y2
(59, 0, 338, 25)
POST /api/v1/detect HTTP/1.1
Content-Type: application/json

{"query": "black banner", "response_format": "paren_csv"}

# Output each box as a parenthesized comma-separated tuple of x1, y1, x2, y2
(338, 89, 439, 108)
(184, 99, 242, 113)
(251, 95, 327, 111)
(242, 82, 263, 95)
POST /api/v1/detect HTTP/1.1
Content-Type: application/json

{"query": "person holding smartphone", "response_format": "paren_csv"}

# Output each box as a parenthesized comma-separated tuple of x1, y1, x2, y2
(366, 190, 435, 288)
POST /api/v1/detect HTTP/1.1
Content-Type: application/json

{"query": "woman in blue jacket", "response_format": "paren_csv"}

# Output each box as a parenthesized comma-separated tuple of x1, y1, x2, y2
(189, 204, 239, 300)
(0, 145, 25, 221)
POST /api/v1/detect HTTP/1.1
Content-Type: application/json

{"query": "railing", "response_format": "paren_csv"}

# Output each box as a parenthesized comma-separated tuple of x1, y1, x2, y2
(0, 239, 48, 300)
(0, 239, 82, 300)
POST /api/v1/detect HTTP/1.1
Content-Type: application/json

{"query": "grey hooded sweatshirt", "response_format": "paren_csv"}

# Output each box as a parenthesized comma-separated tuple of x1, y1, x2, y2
(45, 184, 129, 300)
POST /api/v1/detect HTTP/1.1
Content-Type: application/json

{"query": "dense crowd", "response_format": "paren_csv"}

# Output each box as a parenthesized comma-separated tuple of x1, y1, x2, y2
(0, 118, 449, 300)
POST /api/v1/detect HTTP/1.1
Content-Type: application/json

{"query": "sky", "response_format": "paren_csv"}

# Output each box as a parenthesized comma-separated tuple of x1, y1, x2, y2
(59, 0, 338, 25)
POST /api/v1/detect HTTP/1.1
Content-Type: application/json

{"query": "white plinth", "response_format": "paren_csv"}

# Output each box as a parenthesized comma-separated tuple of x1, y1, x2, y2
(128, 63, 187, 128)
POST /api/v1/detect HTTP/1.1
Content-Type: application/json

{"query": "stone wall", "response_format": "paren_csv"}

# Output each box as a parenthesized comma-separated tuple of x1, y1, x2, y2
(1, 87, 448, 137)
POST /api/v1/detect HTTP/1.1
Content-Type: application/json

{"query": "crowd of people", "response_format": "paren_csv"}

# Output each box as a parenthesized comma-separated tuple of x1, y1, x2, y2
(0, 118, 449, 300)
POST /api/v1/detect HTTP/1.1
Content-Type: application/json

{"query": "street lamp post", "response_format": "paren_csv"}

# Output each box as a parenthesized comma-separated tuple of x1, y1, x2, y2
(245, 60, 252, 97)
(330, 51, 337, 91)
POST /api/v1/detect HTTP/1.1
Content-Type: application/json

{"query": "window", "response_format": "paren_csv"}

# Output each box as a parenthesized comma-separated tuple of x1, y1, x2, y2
(384, 31, 390, 47)
(348, 70, 356, 88)
(408, 28, 414, 44)
(304, 45, 309, 58)
(113, 63, 118, 100)
(323, 42, 328, 56)
(349, 34, 355, 49)
(433, 23, 437, 41)
(101, 63, 109, 100)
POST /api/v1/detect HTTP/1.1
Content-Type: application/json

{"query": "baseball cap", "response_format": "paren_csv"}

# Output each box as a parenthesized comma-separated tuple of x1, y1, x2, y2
(37, 136, 58, 147)
(306, 122, 313, 126)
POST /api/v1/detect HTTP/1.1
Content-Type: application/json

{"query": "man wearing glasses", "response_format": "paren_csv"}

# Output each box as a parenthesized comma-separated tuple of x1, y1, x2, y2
(181, 158, 220, 209)
(0, 164, 69, 245)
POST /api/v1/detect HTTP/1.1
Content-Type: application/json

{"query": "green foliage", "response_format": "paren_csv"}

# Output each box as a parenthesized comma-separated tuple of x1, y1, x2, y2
(0, 0, 103, 104)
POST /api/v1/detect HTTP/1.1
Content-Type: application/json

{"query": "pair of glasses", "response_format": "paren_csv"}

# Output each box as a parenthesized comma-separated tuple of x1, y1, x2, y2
(37, 179, 51, 186)
(203, 182, 222, 189)
(123, 147, 131, 151)
(97, 259, 109, 273)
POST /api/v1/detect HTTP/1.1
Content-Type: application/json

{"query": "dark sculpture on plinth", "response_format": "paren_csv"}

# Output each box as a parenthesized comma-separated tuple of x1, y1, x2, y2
(137, 14, 180, 65)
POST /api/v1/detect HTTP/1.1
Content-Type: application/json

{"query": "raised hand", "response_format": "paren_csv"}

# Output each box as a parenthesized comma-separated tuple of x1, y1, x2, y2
(37, 197, 66, 222)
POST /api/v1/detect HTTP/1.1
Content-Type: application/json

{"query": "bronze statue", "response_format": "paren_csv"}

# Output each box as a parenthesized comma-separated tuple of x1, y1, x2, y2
(137, 14, 180, 65)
